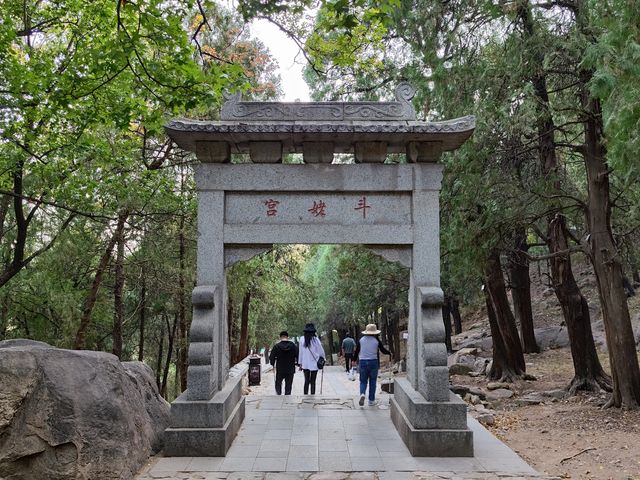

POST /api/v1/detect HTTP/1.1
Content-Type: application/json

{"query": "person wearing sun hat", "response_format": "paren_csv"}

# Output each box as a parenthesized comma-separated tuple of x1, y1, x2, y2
(354, 323, 391, 406)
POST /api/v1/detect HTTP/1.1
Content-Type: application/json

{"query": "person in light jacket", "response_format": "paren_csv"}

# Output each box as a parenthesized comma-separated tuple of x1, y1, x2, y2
(298, 323, 325, 395)
(355, 323, 391, 406)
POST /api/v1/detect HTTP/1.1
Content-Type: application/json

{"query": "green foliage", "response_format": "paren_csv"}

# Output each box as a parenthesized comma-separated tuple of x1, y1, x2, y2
(4, 0, 640, 399)
(587, 1, 640, 181)
(0, 0, 280, 396)
(302, 245, 408, 331)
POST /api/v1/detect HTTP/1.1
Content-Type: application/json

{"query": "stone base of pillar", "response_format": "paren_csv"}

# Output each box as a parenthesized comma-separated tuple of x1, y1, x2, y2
(164, 374, 245, 456)
(391, 377, 473, 457)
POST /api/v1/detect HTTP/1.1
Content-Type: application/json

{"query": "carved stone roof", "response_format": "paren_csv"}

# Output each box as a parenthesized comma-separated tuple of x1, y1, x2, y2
(166, 117, 475, 153)
(165, 83, 475, 161)
(221, 83, 417, 121)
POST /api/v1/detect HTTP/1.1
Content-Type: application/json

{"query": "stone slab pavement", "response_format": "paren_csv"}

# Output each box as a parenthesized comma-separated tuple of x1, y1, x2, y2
(138, 367, 557, 480)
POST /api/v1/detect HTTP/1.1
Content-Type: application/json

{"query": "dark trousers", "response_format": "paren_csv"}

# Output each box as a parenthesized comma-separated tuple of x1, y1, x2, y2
(344, 353, 354, 372)
(303, 369, 318, 394)
(275, 370, 294, 395)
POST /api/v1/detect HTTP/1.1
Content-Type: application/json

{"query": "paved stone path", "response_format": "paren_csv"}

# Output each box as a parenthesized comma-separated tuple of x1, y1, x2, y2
(138, 367, 556, 480)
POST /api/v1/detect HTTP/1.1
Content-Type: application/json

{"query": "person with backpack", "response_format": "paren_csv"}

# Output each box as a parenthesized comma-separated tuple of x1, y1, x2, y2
(354, 324, 391, 406)
(269, 331, 299, 395)
(341, 333, 357, 373)
(297, 323, 325, 395)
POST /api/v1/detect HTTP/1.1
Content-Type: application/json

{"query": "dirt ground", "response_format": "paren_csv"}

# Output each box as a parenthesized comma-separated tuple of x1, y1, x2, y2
(442, 259, 640, 480)
(453, 347, 640, 480)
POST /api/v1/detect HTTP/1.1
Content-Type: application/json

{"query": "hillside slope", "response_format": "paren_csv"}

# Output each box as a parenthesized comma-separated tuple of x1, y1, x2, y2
(450, 258, 640, 480)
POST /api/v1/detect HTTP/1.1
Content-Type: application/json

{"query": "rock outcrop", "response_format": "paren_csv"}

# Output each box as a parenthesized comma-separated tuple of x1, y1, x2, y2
(0, 340, 170, 480)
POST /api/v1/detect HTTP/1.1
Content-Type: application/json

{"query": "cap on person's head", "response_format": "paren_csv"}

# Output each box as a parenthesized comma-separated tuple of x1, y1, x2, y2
(362, 323, 381, 335)
(303, 323, 317, 333)
(280, 330, 289, 338)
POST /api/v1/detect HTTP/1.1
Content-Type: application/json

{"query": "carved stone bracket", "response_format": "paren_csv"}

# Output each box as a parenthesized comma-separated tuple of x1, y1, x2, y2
(418, 286, 449, 402)
(187, 285, 217, 400)
(365, 246, 412, 269)
(224, 246, 272, 268)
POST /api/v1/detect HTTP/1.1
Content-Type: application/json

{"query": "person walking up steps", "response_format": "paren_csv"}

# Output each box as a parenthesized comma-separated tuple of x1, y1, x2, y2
(355, 324, 391, 406)
(341, 333, 356, 372)
(298, 323, 325, 395)
(269, 331, 298, 395)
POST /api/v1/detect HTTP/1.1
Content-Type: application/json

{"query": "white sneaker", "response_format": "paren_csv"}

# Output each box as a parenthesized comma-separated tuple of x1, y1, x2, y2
(359, 394, 365, 406)
(368, 400, 376, 406)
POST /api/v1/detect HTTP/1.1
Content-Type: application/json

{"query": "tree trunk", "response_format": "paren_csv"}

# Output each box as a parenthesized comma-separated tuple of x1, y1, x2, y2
(377, 308, 388, 345)
(384, 308, 396, 359)
(0, 195, 10, 246)
(156, 326, 164, 391)
(227, 297, 235, 363)
(561, 0, 640, 407)
(0, 160, 74, 288)
(484, 288, 511, 382)
(442, 296, 453, 353)
(177, 216, 188, 392)
(112, 211, 127, 360)
(137, 268, 146, 361)
(450, 296, 462, 335)
(161, 313, 179, 398)
(549, 215, 611, 393)
(518, 0, 609, 394)
(508, 227, 539, 353)
(327, 328, 334, 365)
(392, 311, 401, 362)
(582, 91, 640, 408)
(0, 292, 9, 340)
(484, 250, 526, 382)
(238, 290, 251, 359)
(74, 220, 125, 350)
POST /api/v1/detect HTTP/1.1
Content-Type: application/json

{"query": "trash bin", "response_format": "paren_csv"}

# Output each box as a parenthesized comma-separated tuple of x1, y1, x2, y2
(248, 356, 261, 386)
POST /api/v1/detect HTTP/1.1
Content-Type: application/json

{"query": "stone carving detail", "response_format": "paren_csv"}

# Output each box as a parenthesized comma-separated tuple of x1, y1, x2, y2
(418, 286, 450, 402)
(187, 285, 217, 400)
(167, 115, 476, 134)
(219, 82, 417, 121)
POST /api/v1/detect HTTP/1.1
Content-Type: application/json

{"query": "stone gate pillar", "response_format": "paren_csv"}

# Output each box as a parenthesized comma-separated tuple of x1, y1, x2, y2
(390, 164, 473, 456)
(162, 83, 475, 457)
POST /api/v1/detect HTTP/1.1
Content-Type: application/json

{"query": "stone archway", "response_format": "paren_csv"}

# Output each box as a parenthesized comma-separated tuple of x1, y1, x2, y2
(162, 84, 475, 457)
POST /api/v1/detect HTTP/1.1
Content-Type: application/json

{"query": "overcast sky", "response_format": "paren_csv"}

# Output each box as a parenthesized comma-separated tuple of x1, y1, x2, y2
(250, 18, 311, 101)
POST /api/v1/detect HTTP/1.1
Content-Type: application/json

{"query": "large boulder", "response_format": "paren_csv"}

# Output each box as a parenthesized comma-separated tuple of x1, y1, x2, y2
(592, 317, 640, 352)
(0, 340, 170, 480)
(534, 326, 570, 350)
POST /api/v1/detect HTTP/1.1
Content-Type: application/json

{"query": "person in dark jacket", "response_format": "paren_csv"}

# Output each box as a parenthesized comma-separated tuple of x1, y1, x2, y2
(269, 331, 299, 395)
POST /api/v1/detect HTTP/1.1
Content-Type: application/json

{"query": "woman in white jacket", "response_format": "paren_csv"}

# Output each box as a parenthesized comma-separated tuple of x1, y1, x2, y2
(298, 323, 325, 395)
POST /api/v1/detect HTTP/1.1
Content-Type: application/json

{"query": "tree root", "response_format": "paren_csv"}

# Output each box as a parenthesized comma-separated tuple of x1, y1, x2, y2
(567, 373, 613, 396)
(494, 369, 527, 384)
(602, 396, 615, 409)
(602, 395, 640, 410)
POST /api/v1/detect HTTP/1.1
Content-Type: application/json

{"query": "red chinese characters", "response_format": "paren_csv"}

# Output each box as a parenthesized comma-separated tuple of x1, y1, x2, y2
(262, 196, 373, 219)
(308, 200, 327, 217)
(264, 198, 280, 216)
(354, 196, 371, 218)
